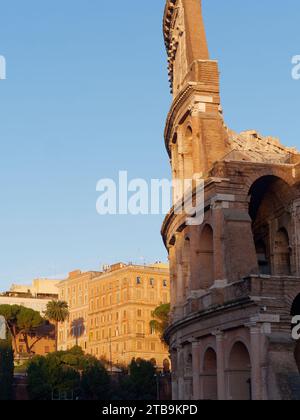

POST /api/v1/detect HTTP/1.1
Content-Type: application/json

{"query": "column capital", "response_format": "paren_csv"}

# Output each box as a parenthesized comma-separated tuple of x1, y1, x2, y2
(190, 339, 201, 348)
(212, 329, 224, 341)
(245, 321, 261, 334)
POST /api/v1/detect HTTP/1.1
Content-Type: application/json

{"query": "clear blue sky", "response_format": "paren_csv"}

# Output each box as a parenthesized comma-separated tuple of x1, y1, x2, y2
(0, 0, 299, 290)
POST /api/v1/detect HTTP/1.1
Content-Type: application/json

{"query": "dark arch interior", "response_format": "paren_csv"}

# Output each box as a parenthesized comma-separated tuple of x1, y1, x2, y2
(249, 175, 294, 276)
(249, 176, 283, 221)
(291, 294, 300, 317)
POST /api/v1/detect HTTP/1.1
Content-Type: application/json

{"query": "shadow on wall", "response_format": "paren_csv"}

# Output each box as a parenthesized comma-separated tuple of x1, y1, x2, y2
(70, 318, 86, 346)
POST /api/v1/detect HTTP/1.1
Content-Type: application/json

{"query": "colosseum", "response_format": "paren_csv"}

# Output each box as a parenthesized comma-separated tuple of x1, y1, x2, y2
(162, 0, 300, 400)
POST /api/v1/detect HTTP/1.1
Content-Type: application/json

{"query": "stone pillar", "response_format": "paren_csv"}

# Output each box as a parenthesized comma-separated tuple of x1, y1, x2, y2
(249, 324, 262, 401)
(190, 111, 205, 177)
(171, 142, 180, 204)
(211, 200, 227, 285)
(192, 340, 201, 400)
(177, 131, 185, 186)
(172, 375, 179, 401)
(175, 234, 185, 308)
(170, 349, 179, 400)
(177, 345, 185, 400)
(291, 199, 300, 276)
(168, 245, 177, 308)
(214, 330, 226, 400)
(222, 205, 259, 282)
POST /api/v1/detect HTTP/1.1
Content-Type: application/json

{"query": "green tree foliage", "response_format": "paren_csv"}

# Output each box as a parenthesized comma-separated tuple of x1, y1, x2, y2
(150, 303, 170, 344)
(0, 305, 44, 355)
(0, 305, 20, 353)
(17, 307, 44, 354)
(45, 301, 69, 351)
(0, 338, 14, 400)
(27, 347, 110, 400)
(81, 359, 110, 400)
(115, 359, 157, 400)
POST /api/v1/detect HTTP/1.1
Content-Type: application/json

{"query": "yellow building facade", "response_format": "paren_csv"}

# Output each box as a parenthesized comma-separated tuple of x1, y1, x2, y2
(57, 263, 170, 368)
(57, 270, 101, 351)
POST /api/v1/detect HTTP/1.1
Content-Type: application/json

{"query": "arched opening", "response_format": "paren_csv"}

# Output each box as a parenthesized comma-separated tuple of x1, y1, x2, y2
(163, 359, 171, 373)
(291, 294, 300, 373)
(255, 240, 270, 275)
(185, 352, 193, 376)
(274, 228, 291, 275)
(202, 348, 218, 400)
(291, 294, 300, 317)
(228, 342, 251, 400)
(249, 176, 294, 276)
(198, 225, 214, 289)
(183, 126, 194, 181)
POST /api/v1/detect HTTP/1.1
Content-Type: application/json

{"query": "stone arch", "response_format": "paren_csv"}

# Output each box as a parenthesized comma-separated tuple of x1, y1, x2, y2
(202, 347, 218, 400)
(248, 175, 295, 276)
(274, 227, 291, 275)
(228, 341, 252, 401)
(244, 168, 295, 191)
(198, 224, 214, 289)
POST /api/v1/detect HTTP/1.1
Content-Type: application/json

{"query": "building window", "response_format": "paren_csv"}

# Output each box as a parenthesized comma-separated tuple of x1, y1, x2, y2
(163, 280, 167, 288)
(150, 278, 155, 287)
(136, 277, 141, 285)
(137, 309, 142, 317)
(151, 343, 156, 352)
